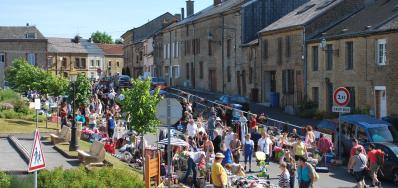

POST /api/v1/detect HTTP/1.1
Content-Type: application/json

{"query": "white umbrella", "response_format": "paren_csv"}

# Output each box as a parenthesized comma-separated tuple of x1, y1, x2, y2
(158, 137, 188, 146)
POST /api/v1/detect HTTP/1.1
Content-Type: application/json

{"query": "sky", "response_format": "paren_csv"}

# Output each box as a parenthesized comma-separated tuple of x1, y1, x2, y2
(0, 0, 213, 40)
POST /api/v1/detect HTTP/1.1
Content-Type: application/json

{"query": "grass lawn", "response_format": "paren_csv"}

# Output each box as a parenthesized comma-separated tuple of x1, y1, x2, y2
(0, 118, 58, 134)
(55, 140, 143, 178)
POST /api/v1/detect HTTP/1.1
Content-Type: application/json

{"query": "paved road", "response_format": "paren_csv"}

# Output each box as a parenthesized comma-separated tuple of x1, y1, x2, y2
(0, 138, 27, 172)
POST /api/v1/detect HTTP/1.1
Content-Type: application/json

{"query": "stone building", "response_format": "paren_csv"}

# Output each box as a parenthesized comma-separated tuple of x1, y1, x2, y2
(306, 0, 398, 118)
(47, 37, 104, 80)
(97, 44, 124, 77)
(0, 25, 47, 87)
(257, 0, 364, 113)
(121, 13, 178, 78)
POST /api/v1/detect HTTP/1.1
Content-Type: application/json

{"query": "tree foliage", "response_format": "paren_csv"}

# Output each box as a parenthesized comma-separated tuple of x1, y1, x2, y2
(114, 38, 123, 44)
(121, 78, 161, 135)
(6, 58, 68, 96)
(68, 73, 92, 109)
(91, 31, 113, 44)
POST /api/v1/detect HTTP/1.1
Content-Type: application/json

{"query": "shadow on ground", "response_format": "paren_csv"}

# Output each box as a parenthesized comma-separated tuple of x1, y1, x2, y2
(5, 119, 31, 126)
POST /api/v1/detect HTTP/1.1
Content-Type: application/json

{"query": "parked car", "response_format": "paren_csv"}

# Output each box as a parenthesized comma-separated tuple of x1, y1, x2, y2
(215, 95, 250, 112)
(151, 77, 167, 90)
(382, 116, 398, 141)
(115, 75, 132, 89)
(363, 142, 398, 185)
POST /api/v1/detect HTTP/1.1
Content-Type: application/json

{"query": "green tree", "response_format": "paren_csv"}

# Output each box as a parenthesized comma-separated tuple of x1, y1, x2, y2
(91, 31, 113, 44)
(68, 73, 92, 109)
(114, 38, 123, 44)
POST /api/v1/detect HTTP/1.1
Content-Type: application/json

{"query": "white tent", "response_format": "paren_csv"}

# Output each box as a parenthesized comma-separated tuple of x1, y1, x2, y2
(158, 137, 188, 146)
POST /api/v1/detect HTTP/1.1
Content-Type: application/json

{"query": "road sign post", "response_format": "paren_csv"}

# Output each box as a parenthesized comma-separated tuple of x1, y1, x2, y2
(333, 87, 350, 160)
(156, 98, 182, 187)
(28, 129, 46, 188)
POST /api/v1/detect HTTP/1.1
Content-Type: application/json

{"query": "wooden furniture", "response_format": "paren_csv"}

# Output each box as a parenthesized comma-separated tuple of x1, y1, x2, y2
(145, 152, 160, 188)
(77, 141, 106, 165)
(50, 126, 71, 144)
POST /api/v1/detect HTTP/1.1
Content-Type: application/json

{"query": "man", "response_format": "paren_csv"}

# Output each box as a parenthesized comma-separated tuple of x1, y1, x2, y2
(289, 128, 300, 140)
(239, 112, 248, 143)
(297, 156, 315, 188)
(348, 139, 365, 171)
(223, 128, 234, 150)
(367, 144, 382, 187)
(212, 153, 228, 188)
(182, 151, 205, 185)
(258, 132, 273, 162)
(207, 113, 216, 140)
(213, 130, 223, 154)
(186, 118, 197, 138)
(348, 147, 367, 188)
(317, 133, 333, 154)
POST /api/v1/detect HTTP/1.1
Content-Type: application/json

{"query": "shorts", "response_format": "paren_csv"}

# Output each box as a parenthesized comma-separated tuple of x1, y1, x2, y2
(370, 164, 380, 175)
(354, 170, 365, 182)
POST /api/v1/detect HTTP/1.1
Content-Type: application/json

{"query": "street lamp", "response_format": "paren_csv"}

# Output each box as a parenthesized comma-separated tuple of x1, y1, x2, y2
(69, 74, 79, 151)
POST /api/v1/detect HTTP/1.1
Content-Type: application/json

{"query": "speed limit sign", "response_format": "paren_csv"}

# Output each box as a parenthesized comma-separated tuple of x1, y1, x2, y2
(333, 87, 350, 106)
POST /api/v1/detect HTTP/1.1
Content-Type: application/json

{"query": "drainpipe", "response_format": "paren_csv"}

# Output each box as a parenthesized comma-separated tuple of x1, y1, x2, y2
(303, 26, 308, 101)
(221, 14, 225, 94)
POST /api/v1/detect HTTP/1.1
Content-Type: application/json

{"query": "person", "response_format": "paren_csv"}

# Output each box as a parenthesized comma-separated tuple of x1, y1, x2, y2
(208, 112, 216, 140)
(348, 139, 366, 171)
(186, 118, 197, 138)
(196, 131, 205, 148)
(305, 125, 316, 145)
(182, 151, 205, 185)
(188, 136, 198, 152)
(230, 133, 241, 163)
(213, 131, 223, 154)
(243, 134, 254, 172)
(203, 134, 214, 154)
(225, 105, 233, 127)
(239, 112, 248, 143)
(348, 147, 367, 188)
(59, 101, 68, 128)
(293, 137, 307, 161)
(211, 153, 228, 188)
(75, 111, 86, 125)
(317, 133, 333, 154)
(280, 150, 296, 188)
(88, 109, 98, 129)
(106, 112, 115, 138)
(297, 156, 315, 188)
(249, 114, 257, 133)
(220, 144, 233, 166)
(223, 128, 234, 150)
(258, 132, 273, 162)
(251, 127, 261, 153)
(196, 121, 206, 136)
(279, 162, 291, 188)
(289, 128, 300, 140)
(367, 144, 381, 187)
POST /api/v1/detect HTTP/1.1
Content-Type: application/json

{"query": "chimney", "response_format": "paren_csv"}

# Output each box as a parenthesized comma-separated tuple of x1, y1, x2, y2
(214, 0, 222, 6)
(73, 35, 81, 43)
(186, 0, 194, 17)
(181, 8, 185, 20)
(26, 23, 29, 26)
(174, 14, 182, 21)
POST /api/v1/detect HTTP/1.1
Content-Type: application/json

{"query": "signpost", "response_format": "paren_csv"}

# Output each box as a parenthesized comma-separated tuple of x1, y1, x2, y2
(333, 87, 351, 160)
(156, 98, 182, 187)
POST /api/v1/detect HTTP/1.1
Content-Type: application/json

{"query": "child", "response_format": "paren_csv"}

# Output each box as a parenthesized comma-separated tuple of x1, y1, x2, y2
(244, 133, 254, 172)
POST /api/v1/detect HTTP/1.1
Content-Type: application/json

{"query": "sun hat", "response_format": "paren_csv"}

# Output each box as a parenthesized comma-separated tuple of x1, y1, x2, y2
(216, 117, 222, 121)
(215, 153, 225, 158)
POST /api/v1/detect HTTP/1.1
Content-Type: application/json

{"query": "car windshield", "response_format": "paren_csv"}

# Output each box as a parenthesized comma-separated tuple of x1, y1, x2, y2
(232, 96, 247, 103)
(120, 76, 130, 81)
(369, 126, 394, 142)
(390, 146, 398, 156)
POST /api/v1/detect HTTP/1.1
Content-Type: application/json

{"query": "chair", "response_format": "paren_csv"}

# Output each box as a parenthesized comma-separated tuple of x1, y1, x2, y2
(77, 141, 106, 165)
(50, 126, 71, 144)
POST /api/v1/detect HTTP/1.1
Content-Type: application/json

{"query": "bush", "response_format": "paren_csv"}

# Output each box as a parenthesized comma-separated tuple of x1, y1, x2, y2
(13, 100, 29, 114)
(0, 89, 20, 102)
(0, 171, 11, 188)
(38, 166, 144, 188)
(0, 110, 22, 119)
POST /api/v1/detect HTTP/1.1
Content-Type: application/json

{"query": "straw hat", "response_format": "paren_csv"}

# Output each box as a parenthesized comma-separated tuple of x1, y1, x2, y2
(215, 153, 225, 158)
(216, 117, 222, 121)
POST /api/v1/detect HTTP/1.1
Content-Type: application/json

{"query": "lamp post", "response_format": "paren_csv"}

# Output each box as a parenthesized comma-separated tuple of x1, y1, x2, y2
(69, 74, 79, 151)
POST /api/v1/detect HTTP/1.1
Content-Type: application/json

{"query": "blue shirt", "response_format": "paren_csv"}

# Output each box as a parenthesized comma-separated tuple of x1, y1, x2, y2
(108, 117, 115, 129)
(222, 149, 233, 166)
(298, 164, 311, 182)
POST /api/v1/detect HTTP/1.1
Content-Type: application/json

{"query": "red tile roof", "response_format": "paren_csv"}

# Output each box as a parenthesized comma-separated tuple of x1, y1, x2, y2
(97, 44, 123, 56)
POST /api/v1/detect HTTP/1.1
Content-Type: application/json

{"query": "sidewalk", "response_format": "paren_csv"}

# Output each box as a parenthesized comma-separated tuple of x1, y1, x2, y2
(171, 87, 320, 127)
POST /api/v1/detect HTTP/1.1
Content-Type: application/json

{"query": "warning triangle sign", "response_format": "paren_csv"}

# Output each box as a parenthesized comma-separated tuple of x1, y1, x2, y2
(28, 129, 46, 172)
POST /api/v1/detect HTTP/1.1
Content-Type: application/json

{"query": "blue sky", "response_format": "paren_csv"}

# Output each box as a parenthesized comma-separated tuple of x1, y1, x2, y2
(0, 0, 212, 40)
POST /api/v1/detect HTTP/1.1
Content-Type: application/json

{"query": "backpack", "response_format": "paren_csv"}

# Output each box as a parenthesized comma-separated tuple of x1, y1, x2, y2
(376, 149, 385, 166)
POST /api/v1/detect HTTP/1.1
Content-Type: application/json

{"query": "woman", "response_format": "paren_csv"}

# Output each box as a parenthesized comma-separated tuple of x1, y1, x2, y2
(297, 156, 315, 188)
(88, 109, 98, 129)
(348, 147, 368, 188)
(106, 112, 115, 138)
(305, 125, 316, 146)
(279, 162, 290, 188)
(243, 134, 254, 172)
(280, 150, 296, 188)
(230, 133, 241, 163)
(221, 144, 233, 166)
(239, 112, 248, 143)
(293, 137, 307, 161)
(203, 135, 214, 154)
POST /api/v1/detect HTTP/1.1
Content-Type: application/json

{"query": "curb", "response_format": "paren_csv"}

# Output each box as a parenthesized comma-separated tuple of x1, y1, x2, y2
(7, 135, 30, 163)
(53, 144, 78, 159)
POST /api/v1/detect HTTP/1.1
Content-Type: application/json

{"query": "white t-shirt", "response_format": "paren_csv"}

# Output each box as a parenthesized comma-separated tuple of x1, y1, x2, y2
(224, 132, 235, 150)
(239, 116, 248, 125)
(190, 151, 205, 163)
(186, 123, 197, 138)
(88, 113, 97, 125)
(244, 140, 254, 147)
(197, 126, 206, 135)
(258, 137, 273, 155)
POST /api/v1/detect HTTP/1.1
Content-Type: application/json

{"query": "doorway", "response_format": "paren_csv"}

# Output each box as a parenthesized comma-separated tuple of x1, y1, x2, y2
(242, 70, 247, 96)
(208, 69, 217, 92)
(263, 71, 276, 102)
(237, 71, 241, 95)
(375, 86, 387, 119)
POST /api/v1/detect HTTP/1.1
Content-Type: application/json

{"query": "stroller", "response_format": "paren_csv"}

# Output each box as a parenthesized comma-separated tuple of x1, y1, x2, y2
(255, 151, 270, 179)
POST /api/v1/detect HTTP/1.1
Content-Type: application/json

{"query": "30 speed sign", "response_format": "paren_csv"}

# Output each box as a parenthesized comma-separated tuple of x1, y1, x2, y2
(333, 87, 350, 106)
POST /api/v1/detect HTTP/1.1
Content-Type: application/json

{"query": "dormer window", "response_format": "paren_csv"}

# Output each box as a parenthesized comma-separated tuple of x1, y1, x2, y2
(25, 33, 36, 39)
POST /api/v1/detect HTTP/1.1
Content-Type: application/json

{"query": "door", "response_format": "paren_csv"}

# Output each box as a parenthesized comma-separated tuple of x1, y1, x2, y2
(242, 70, 247, 96)
(270, 71, 276, 92)
(191, 62, 195, 88)
(263, 71, 276, 102)
(375, 87, 387, 119)
(237, 71, 241, 95)
(208, 69, 217, 92)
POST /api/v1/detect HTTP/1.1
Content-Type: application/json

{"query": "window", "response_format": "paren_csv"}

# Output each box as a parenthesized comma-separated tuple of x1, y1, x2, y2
(0, 53, 5, 63)
(117, 61, 120, 67)
(25, 33, 36, 39)
(326, 44, 333, 70)
(186, 40, 191, 55)
(186, 25, 189, 36)
(208, 40, 212, 56)
(262, 39, 268, 60)
(227, 66, 231, 82)
(176, 42, 179, 57)
(75, 58, 80, 68)
(139, 51, 143, 61)
(61, 57, 67, 68)
(285, 36, 291, 58)
(199, 61, 203, 79)
(164, 66, 169, 76)
(346, 41, 354, 70)
(91, 60, 95, 67)
(27, 53, 35, 66)
(346, 87, 355, 109)
(163, 44, 167, 59)
(312, 87, 319, 108)
(81, 58, 86, 69)
(282, 69, 294, 94)
(357, 127, 367, 142)
(227, 39, 231, 57)
(376, 39, 386, 66)
(277, 37, 283, 64)
(172, 65, 180, 78)
(96, 60, 100, 67)
(108, 61, 112, 67)
(186, 63, 190, 80)
(312, 46, 319, 71)
(249, 67, 253, 84)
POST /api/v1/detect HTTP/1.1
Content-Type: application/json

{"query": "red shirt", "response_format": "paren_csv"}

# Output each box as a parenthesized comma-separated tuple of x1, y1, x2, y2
(250, 118, 257, 128)
(367, 149, 382, 165)
(317, 137, 333, 153)
(350, 144, 365, 157)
